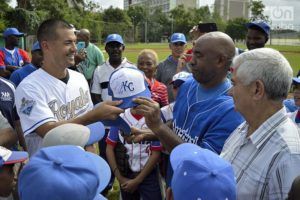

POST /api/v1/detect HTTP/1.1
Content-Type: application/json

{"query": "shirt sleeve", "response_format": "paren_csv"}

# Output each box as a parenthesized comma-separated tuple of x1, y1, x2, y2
(159, 82, 169, 107)
(91, 67, 102, 95)
(156, 62, 163, 82)
(106, 126, 119, 147)
(15, 83, 57, 136)
(9, 71, 21, 87)
(268, 154, 300, 199)
(19, 49, 31, 64)
(0, 50, 6, 69)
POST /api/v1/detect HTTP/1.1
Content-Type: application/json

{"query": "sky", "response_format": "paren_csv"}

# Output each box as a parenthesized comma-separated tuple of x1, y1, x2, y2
(94, 0, 123, 9)
(9, 0, 124, 9)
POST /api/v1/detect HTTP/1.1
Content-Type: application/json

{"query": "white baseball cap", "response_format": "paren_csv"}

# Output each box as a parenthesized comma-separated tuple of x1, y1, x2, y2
(108, 67, 151, 109)
(170, 71, 192, 87)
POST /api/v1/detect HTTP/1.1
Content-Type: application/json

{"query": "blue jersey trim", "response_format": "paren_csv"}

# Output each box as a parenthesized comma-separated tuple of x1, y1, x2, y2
(23, 117, 56, 135)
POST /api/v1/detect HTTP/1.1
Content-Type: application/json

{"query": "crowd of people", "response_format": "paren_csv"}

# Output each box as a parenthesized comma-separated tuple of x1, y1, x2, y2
(0, 18, 299, 200)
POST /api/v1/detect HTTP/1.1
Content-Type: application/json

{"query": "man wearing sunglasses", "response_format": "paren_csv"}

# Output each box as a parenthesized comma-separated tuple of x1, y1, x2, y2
(156, 33, 188, 102)
(288, 71, 300, 127)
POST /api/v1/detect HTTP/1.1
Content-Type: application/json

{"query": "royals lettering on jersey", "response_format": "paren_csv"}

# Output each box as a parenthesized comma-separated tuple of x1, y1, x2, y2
(48, 88, 90, 120)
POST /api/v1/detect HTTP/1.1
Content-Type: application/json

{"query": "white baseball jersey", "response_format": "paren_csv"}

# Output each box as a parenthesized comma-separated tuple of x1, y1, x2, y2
(107, 108, 161, 172)
(91, 58, 135, 101)
(15, 68, 93, 155)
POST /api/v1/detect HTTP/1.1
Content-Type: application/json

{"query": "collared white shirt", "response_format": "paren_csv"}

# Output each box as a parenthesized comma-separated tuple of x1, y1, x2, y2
(221, 107, 300, 200)
(91, 58, 134, 101)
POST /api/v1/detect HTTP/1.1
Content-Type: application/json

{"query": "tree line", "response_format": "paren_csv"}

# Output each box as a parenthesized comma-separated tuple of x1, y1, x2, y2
(0, 0, 267, 43)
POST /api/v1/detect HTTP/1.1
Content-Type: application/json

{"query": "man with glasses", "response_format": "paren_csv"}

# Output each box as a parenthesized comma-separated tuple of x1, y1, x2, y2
(156, 33, 188, 102)
(0, 28, 30, 79)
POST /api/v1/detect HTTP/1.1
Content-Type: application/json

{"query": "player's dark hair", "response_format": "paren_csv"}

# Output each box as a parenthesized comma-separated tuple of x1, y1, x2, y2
(248, 25, 269, 43)
(37, 19, 73, 43)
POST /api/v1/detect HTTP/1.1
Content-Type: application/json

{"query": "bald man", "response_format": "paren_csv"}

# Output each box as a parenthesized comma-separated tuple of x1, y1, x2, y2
(76, 28, 105, 85)
(133, 32, 244, 186)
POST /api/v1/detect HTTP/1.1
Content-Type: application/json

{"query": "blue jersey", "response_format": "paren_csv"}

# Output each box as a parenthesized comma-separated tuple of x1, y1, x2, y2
(10, 63, 37, 87)
(0, 78, 18, 127)
(173, 77, 244, 154)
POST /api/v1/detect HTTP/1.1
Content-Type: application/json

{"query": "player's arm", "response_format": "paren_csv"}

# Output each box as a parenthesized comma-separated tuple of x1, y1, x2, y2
(132, 97, 184, 153)
(14, 120, 27, 151)
(35, 100, 124, 137)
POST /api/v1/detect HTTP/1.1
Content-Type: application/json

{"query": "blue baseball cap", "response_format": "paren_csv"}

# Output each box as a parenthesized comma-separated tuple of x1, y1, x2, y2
(246, 21, 270, 35)
(170, 33, 187, 44)
(86, 122, 105, 146)
(0, 146, 28, 166)
(18, 145, 110, 200)
(42, 123, 105, 148)
(105, 34, 124, 45)
(31, 41, 41, 52)
(170, 143, 236, 200)
(3, 27, 24, 38)
(108, 67, 151, 109)
(170, 71, 192, 88)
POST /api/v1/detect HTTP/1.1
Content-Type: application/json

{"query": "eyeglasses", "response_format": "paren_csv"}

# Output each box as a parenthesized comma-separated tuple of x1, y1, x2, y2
(172, 42, 185, 46)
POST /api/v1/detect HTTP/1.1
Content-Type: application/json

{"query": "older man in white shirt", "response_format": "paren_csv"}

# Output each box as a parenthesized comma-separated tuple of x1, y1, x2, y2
(221, 48, 300, 200)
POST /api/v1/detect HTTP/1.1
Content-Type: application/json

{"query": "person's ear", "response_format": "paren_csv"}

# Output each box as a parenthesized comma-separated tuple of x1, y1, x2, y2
(40, 41, 49, 52)
(252, 80, 265, 100)
(122, 45, 125, 51)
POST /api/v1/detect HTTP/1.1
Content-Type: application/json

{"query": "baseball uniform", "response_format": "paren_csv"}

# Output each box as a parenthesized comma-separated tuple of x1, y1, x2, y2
(106, 108, 162, 200)
(0, 47, 30, 69)
(173, 77, 244, 154)
(0, 77, 18, 127)
(91, 58, 134, 101)
(15, 68, 93, 155)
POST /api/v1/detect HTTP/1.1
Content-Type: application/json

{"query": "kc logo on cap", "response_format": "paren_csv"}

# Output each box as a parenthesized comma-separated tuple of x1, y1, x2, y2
(108, 67, 151, 109)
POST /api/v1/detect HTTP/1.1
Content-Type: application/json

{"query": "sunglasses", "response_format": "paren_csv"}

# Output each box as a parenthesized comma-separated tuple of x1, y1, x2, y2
(172, 42, 185, 46)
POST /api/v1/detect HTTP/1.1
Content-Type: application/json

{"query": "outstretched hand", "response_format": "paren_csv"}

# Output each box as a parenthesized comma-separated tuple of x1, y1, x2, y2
(132, 97, 163, 132)
(93, 100, 124, 121)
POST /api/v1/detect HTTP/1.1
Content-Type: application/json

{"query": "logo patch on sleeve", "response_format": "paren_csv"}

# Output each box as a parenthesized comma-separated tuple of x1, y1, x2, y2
(20, 97, 36, 116)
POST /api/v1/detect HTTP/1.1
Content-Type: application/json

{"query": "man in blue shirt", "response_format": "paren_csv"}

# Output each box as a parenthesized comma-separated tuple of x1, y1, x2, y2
(133, 32, 244, 186)
(10, 42, 43, 87)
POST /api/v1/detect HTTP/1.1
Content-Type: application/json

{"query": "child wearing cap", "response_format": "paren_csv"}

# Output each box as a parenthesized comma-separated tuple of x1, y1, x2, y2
(106, 67, 162, 200)
(137, 49, 169, 107)
(0, 146, 28, 200)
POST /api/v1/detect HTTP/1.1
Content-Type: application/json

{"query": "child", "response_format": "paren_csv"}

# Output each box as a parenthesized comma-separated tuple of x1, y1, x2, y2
(106, 67, 162, 200)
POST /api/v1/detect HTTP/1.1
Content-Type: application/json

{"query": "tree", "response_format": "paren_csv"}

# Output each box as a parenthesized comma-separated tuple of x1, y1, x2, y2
(146, 8, 170, 42)
(127, 5, 145, 42)
(102, 6, 132, 40)
(249, 0, 269, 22)
(225, 18, 249, 42)
(169, 5, 193, 35)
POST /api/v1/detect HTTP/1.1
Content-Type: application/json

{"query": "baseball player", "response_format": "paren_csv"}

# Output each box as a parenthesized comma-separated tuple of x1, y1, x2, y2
(15, 19, 123, 156)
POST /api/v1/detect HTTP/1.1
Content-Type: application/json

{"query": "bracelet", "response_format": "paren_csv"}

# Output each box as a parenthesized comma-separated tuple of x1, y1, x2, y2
(113, 167, 118, 174)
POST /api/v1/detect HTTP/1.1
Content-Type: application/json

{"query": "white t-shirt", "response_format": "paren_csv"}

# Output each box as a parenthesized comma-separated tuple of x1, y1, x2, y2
(15, 68, 93, 155)
(91, 58, 134, 101)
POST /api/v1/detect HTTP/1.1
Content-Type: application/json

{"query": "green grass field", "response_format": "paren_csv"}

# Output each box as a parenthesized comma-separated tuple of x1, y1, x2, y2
(100, 43, 300, 75)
